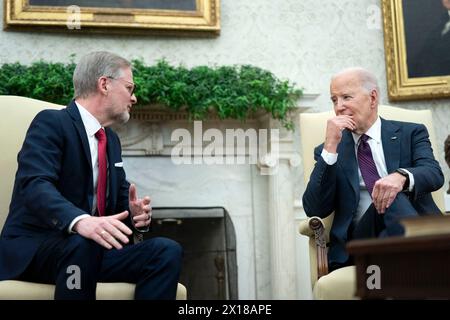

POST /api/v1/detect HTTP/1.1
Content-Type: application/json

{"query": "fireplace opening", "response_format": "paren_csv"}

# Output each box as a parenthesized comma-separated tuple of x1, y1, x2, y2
(144, 207, 238, 299)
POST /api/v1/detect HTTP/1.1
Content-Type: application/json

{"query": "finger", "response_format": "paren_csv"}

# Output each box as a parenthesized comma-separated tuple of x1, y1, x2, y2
(133, 212, 149, 222)
(372, 183, 380, 204)
(104, 224, 130, 245)
(377, 188, 388, 214)
(93, 233, 113, 250)
(111, 219, 133, 236)
(348, 117, 356, 127)
(142, 196, 151, 205)
(129, 184, 137, 202)
(99, 229, 123, 250)
(372, 185, 383, 213)
(334, 118, 354, 131)
(134, 220, 149, 228)
(386, 190, 397, 209)
(110, 210, 129, 220)
(344, 119, 356, 130)
(135, 212, 151, 226)
(380, 194, 389, 214)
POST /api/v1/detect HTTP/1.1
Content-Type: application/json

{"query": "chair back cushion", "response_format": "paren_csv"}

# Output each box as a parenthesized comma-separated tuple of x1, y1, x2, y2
(0, 96, 63, 229)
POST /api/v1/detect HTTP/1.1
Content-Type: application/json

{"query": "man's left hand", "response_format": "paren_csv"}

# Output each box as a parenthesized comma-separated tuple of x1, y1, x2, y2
(129, 184, 152, 229)
(372, 173, 407, 214)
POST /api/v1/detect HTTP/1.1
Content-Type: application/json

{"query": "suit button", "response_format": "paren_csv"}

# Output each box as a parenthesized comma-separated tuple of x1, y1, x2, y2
(51, 218, 58, 226)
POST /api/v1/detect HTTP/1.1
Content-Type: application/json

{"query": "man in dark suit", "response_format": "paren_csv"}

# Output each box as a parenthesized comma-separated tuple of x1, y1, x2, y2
(0, 51, 182, 299)
(409, 0, 450, 77)
(302, 68, 444, 271)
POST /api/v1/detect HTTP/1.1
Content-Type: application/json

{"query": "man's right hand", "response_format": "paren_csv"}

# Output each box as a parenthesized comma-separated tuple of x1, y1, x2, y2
(73, 211, 133, 250)
(324, 115, 356, 153)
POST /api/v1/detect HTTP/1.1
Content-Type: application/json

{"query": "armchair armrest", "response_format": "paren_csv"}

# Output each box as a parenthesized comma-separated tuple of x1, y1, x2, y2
(299, 217, 329, 279)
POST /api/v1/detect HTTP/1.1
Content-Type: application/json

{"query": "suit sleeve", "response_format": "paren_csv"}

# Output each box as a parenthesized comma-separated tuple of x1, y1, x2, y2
(18, 111, 87, 232)
(403, 124, 444, 201)
(302, 144, 337, 218)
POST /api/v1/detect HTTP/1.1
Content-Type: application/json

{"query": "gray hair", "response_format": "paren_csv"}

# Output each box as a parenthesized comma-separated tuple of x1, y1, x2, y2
(332, 67, 379, 94)
(73, 51, 131, 99)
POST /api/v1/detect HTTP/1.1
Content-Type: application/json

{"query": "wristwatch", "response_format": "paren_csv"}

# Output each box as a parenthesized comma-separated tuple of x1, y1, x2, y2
(395, 168, 410, 191)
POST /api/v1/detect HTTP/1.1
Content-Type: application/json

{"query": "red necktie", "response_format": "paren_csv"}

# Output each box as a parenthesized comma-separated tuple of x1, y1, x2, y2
(95, 128, 107, 216)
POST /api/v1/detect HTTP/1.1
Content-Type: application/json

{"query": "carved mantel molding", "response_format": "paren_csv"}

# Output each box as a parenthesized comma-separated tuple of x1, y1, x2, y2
(116, 94, 318, 159)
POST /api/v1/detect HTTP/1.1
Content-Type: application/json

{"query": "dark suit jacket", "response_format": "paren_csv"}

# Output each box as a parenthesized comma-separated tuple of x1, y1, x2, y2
(302, 118, 444, 267)
(0, 100, 131, 280)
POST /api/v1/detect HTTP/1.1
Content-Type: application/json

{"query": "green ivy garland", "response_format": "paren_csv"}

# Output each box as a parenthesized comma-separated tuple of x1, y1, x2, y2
(0, 59, 302, 129)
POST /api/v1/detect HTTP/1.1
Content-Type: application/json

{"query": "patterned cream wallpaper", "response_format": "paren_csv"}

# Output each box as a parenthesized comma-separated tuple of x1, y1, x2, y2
(0, 0, 449, 192)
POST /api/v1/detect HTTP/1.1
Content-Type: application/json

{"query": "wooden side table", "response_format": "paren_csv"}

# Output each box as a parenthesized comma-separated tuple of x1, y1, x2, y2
(347, 233, 450, 299)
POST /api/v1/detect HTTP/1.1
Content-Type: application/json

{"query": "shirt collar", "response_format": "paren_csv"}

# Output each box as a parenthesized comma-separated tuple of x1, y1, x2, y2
(75, 101, 102, 137)
(352, 116, 381, 145)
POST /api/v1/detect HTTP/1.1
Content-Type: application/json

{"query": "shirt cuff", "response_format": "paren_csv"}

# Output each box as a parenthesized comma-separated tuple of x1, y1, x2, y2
(68, 214, 91, 234)
(400, 168, 415, 192)
(321, 149, 338, 165)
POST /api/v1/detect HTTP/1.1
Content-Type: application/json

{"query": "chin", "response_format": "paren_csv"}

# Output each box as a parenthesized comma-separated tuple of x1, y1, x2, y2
(117, 112, 130, 125)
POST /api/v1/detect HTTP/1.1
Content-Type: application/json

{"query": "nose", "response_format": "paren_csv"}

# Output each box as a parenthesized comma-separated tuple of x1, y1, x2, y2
(335, 98, 346, 113)
(131, 93, 137, 104)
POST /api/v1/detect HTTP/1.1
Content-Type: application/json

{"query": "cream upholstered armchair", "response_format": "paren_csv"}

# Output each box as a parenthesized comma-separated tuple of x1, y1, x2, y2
(0, 95, 186, 299)
(298, 105, 445, 300)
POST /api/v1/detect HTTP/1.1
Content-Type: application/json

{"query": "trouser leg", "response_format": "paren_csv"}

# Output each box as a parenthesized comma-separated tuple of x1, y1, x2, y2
(352, 193, 418, 239)
(382, 192, 419, 236)
(20, 234, 182, 300)
(99, 237, 183, 300)
(20, 234, 103, 300)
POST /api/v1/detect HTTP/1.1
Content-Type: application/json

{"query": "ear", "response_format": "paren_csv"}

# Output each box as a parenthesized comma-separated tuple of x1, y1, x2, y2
(369, 89, 378, 109)
(98, 76, 109, 96)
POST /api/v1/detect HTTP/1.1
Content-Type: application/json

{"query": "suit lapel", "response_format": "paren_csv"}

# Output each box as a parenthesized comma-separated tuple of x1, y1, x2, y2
(380, 118, 401, 173)
(66, 100, 94, 213)
(339, 130, 359, 196)
(66, 101, 93, 169)
(105, 128, 117, 213)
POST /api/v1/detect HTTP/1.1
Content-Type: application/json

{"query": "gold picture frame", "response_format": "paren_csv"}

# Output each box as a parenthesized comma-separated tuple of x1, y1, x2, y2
(382, 0, 450, 101)
(4, 0, 220, 37)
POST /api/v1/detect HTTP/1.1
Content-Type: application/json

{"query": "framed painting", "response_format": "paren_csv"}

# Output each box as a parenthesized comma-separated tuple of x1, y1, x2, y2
(382, 0, 450, 101)
(4, 0, 220, 36)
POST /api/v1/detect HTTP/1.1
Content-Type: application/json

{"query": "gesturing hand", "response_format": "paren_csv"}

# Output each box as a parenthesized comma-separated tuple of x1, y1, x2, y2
(129, 184, 152, 229)
(73, 211, 132, 250)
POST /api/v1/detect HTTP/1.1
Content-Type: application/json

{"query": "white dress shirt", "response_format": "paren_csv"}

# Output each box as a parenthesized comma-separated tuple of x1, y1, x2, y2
(67, 102, 103, 233)
(320, 117, 414, 223)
